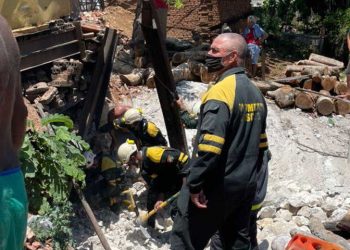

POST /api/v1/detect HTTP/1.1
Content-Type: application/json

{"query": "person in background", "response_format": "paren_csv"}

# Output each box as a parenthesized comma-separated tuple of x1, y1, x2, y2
(176, 98, 201, 129)
(0, 15, 29, 250)
(242, 15, 268, 78)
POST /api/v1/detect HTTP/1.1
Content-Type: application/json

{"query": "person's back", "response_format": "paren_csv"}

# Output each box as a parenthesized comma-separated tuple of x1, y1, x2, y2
(0, 15, 28, 250)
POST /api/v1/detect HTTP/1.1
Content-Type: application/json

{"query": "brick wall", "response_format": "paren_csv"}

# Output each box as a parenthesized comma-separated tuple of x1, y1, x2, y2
(167, 0, 252, 40)
(110, 0, 252, 40)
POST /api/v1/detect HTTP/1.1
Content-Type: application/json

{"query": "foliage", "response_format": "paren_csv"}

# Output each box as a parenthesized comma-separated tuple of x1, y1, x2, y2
(323, 8, 350, 57)
(166, 0, 184, 9)
(257, 0, 350, 58)
(21, 114, 90, 248)
(29, 203, 74, 249)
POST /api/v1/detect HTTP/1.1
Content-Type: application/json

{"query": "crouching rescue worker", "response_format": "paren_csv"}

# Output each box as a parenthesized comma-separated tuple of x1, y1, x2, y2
(117, 139, 188, 227)
(114, 108, 167, 147)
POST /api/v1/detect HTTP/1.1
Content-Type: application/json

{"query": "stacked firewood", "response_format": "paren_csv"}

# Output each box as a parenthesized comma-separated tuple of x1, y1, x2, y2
(267, 53, 350, 116)
(115, 38, 218, 88)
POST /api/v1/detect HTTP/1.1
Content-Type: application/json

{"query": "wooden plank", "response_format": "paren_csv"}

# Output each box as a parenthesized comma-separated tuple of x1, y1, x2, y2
(141, 0, 188, 153)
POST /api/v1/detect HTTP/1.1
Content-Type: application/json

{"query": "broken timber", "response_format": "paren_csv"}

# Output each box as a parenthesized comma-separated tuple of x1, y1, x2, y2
(79, 28, 118, 138)
(141, 0, 188, 153)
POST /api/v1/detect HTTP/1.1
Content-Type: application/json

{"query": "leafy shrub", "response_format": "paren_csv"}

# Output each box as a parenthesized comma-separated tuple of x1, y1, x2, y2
(21, 114, 90, 248)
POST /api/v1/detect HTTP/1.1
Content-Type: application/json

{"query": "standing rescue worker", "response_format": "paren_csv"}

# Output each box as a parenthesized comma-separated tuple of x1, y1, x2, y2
(170, 33, 268, 250)
(0, 15, 29, 250)
(114, 108, 167, 147)
(117, 140, 188, 227)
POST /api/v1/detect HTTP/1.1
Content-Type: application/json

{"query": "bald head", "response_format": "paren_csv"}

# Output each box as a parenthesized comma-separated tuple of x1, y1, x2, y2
(213, 33, 248, 66)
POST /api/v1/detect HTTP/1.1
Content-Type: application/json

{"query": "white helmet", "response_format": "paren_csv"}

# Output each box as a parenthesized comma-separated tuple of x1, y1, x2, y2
(117, 139, 138, 164)
(192, 101, 201, 115)
(122, 108, 143, 125)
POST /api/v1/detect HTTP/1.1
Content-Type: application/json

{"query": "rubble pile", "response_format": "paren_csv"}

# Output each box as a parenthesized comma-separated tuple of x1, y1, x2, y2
(23, 59, 86, 114)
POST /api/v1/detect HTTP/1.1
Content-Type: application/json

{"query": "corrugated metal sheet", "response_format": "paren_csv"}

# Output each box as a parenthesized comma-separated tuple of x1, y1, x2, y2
(0, 0, 71, 29)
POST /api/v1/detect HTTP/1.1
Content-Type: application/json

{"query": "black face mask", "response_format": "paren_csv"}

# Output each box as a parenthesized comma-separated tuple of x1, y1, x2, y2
(205, 55, 224, 73)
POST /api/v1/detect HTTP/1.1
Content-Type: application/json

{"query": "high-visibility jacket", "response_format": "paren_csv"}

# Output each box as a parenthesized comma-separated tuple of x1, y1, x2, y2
(142, 146, 188, 192)
(135, 119, 167, 147)
(187, 67, 268, 195)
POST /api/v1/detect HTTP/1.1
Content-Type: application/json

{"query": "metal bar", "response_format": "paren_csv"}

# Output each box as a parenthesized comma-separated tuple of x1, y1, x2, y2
(17, 30, 77, 56)
(20, 40, 81, 72)
(141, 0, 188, 153)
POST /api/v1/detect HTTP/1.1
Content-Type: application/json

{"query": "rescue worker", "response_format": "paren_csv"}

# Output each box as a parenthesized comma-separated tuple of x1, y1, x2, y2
(0, 15, 28, 249)
(114, 108, 167, 147)
(170, 33, 268, 250)
(176, 98, 201, 129)
(210, 148, 271, 249)
(117, 139, 188, 227)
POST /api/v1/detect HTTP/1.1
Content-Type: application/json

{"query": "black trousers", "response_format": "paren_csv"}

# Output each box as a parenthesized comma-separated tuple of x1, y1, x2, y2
(170, 185, 255, 250)
(210, 210, 259, 250)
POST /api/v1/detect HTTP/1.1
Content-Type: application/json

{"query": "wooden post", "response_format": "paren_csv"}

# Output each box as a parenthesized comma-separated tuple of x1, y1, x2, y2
(141, 0, 188, 153)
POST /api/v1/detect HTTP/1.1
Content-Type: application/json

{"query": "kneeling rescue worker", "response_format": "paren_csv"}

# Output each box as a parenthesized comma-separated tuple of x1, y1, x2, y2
(114, 108, 168, 147)
(117, 139, 188, 227)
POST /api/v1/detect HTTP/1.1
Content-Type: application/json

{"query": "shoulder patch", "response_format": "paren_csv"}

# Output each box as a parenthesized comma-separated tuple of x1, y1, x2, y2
(201, 74, 236, 111)
(146, 147, 165, 163)
(147, 122, 159, 137)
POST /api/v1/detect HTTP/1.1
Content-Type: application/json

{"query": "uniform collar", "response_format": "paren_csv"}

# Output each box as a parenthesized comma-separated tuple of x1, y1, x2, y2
(218, 67, 246, 81)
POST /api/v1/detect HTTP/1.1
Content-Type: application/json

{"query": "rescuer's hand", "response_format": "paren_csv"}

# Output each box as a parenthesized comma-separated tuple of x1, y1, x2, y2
(190, 190, 208, 209)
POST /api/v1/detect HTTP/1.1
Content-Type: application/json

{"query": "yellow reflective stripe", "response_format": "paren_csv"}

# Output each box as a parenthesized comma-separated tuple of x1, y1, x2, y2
(260, 133, 267, 139)
(203, 134, 225, 145)
(201, 74, 236, 111)
(259, 142, 268, 148)
(147, 122, 159, 137)
(146, 147, 165, 163)
(251, 203, 263, 211)
(198, 144, 221, 155)
(150, 174, 158, 179)
(101, 156, 117, 172)
(179, 153, 188, 164)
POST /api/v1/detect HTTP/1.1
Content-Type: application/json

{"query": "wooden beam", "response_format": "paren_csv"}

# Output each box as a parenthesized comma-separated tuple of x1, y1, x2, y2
(141, 0, 188, 153)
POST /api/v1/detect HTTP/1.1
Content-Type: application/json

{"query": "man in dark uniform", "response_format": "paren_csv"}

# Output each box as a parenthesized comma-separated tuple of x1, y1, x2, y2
(117, 140, 188, 227)
(170, 33, 268, 250)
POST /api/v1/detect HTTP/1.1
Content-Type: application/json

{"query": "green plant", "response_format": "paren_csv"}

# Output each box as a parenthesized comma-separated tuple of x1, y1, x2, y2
(166, 0, 184, 9)
(21, 114, 90, 248)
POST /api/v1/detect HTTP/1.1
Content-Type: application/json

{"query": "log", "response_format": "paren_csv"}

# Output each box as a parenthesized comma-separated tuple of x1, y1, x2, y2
(316, 90, 334, 116)
(119, 69, 147, 86)
(146, 70, 155, 88)
(296, 59, 328, 66)
(312, 71, 322, 84)
(285, 65, 341, 77)
(303, 79, 314, 90)
(188, 60, 203, 77)
(309, 217, 350, 250)
(275, 75, 310, 86)
(267, 86, 295, 108)
(338, 210, 350, 233)
(309, 53, 344, 68)
(172, 51, 208, 65)
(251, 80, 284, 94)
(335, 99, 350, 115)
(321, 75, 337, 91)
(334, 81, 348, 95)
(295, 92, 315, 110)
(200, 66, 218, 84)
(172, 63, 197, 83)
